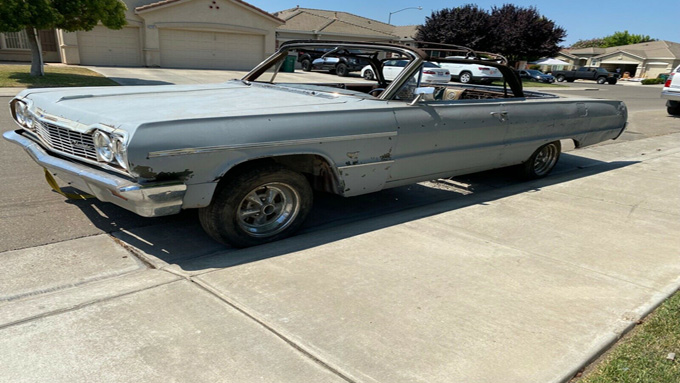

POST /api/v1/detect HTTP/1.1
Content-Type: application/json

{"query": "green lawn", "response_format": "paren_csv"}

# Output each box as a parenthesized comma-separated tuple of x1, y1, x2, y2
(574, 290, 680, 382)
(0, 64, 118, 88)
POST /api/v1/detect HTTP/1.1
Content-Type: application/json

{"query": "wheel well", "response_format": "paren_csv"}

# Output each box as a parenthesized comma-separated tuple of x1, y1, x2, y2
(218, 155, 342, 195)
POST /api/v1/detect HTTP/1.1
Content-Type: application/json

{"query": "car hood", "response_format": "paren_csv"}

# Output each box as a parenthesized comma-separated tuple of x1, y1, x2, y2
(17, 80, 357, 129)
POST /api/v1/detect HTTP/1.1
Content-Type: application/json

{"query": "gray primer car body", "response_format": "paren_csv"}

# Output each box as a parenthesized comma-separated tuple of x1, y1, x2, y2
(4, 41, 628, 246)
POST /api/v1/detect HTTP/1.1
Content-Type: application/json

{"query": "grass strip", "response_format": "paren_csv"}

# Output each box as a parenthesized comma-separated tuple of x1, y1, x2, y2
(0, 64, 118, 88)
(574, 290, 680, 382)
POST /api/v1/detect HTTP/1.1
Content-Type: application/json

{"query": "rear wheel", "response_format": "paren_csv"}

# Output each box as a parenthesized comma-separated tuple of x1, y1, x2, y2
(363, 69, 375, 80)
(519, 141, 561, 179)
(336, 63, 349, 77)
(301, 59, 311, 72)
(199, 165, 313, 248)
(459, 71, 472, 83)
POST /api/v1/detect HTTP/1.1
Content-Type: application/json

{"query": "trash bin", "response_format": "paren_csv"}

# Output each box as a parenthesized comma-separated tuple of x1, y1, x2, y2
(281, 55, 296, 73)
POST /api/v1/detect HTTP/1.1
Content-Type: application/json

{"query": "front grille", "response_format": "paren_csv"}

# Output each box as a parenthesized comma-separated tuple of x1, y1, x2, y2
(34, 121, 98, 161)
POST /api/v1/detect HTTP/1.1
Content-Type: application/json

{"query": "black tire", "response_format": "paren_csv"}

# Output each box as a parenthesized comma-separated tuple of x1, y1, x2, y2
(519, 141, 561, 179)
(301, 59, 311, 72)
(336, 63, 349, 77)
(459, 71, 472, 83)
(596, 76, 606, 84)
(199, 165, 313, 248)
(668, 101, 680, 116)
(556, 74, 566, 82)
(363, 69, 375, 80)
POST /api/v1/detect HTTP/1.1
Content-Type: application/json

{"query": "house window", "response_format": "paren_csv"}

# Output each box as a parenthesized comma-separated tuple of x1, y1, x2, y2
(3, 30, 30, 50)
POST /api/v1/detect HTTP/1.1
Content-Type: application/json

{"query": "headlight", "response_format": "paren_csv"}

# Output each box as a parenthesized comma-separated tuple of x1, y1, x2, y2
(14, 101, 27, 126)
(24, 111, 35, 130)
(113, 135, 128, 170)
(93, 131, 114, 163)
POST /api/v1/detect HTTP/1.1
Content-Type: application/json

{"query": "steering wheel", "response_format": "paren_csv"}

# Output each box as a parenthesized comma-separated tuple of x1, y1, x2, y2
(368, 88, 385, 97)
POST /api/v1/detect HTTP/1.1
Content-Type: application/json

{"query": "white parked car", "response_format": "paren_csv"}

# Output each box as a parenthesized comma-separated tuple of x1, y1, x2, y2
(437, 56, 503, 84)
(662, 65, 680, 115)
(361, 60, 450, 83)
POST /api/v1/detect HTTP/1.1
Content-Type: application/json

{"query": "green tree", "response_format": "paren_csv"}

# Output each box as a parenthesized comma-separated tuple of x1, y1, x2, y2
(602, 30, 655, 47)
(570, 38, 606, 49)
(0, 0, 127, 76)
(570, 31, 656, 49)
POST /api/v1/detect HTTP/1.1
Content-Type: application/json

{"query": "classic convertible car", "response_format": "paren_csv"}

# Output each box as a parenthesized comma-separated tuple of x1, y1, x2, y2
(4, 41, 627, 247)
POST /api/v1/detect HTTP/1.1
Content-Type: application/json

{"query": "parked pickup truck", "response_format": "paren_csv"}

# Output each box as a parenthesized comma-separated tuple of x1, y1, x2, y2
(662, 65, 680, 115)
(553, 67, 618, 84)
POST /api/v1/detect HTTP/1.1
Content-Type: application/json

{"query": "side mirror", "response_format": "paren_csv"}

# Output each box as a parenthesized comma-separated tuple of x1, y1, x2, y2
(409, 87, 435, 105)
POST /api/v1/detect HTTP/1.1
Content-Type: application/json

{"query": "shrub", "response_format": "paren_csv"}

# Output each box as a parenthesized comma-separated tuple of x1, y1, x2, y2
(641, 78, 665, 85)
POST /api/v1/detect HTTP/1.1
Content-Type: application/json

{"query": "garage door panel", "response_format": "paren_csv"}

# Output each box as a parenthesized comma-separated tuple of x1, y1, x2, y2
(159, 29, 263, 70)
(77, 26, 141, 67)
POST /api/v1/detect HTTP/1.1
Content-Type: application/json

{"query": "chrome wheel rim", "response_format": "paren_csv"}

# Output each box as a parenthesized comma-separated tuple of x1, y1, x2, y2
(533, 144, 559, 176)
(237, 182, 300, 237)
(460, 73, 471, 83)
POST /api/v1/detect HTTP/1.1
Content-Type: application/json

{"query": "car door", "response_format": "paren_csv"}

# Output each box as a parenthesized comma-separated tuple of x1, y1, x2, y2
(387, 97, 511, 185)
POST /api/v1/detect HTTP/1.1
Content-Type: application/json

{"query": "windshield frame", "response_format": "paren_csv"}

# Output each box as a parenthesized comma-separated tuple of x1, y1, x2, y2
(241, 40, 524, 100)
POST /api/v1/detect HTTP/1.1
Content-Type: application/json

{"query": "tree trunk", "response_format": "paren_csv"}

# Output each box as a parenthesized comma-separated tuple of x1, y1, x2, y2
(25, 26, 44, 77)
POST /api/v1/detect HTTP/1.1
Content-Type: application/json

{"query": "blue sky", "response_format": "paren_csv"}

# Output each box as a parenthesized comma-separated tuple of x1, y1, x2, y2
(248, 0, 678, 47)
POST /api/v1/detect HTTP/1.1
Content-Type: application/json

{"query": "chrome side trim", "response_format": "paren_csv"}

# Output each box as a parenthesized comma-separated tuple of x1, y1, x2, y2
(337, 160, 395, 171)
(148, 131, 398, 158)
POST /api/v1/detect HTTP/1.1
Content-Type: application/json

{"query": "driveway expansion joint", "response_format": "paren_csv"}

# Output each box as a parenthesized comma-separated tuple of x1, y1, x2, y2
(190, 276, 359, 383)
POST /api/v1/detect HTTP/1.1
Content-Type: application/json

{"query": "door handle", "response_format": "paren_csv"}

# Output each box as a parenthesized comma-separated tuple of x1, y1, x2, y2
(490, 111, 508, 122)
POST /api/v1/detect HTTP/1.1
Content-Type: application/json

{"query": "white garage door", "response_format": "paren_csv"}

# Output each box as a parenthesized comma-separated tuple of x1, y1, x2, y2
(159, 29, 264, 70)
(646, 64, 669, 79)
(77, 26, 141, 66)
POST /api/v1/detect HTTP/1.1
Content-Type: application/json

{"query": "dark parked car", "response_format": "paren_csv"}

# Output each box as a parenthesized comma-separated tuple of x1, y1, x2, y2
(298, 47, 370, 77)
(518, 69, 555, 83)
(552, 67, 618, 84)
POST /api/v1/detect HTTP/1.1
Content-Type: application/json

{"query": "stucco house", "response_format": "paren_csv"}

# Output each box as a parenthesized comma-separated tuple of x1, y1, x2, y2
(272, 7, 418, 47)
(0, 4, 422, 70)
(0, 0, 284, 70)
(556, 40, 680, 78)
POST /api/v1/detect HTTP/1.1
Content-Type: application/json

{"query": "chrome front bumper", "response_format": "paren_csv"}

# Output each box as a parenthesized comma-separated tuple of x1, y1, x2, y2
(3, 130, 186, 217)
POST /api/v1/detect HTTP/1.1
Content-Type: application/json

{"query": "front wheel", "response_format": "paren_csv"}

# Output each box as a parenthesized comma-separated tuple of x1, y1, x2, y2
(336, 63, 349, 77)
(556, 75, 565, 82)
(519, 141, 561, 179)
(459, 71, 472, 83)
(668, 101, 680, 116)
(199, 166, 313, 248)
(301, 59, 311, 72)
(363, 69, 375, 80)
(597, 76, 606, 84)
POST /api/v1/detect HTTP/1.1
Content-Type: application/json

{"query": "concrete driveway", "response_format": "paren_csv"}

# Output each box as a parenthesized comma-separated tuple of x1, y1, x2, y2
(1, 66, 679, 382)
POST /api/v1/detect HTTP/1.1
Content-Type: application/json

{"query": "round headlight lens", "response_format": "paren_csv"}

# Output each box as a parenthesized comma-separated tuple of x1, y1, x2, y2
(93, 131, 114, 163)
(113, 136, 128, 170)
(24, 111, 35, 130)
(14, 102, 27, 126)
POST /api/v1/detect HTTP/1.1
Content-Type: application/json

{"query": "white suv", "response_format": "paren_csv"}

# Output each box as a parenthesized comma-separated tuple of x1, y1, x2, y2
(436, 56, 503, 84)
(662, 65, 680, 116)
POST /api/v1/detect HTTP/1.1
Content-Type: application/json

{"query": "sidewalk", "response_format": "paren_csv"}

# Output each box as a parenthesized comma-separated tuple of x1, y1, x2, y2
(1, 132, 678, 382)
